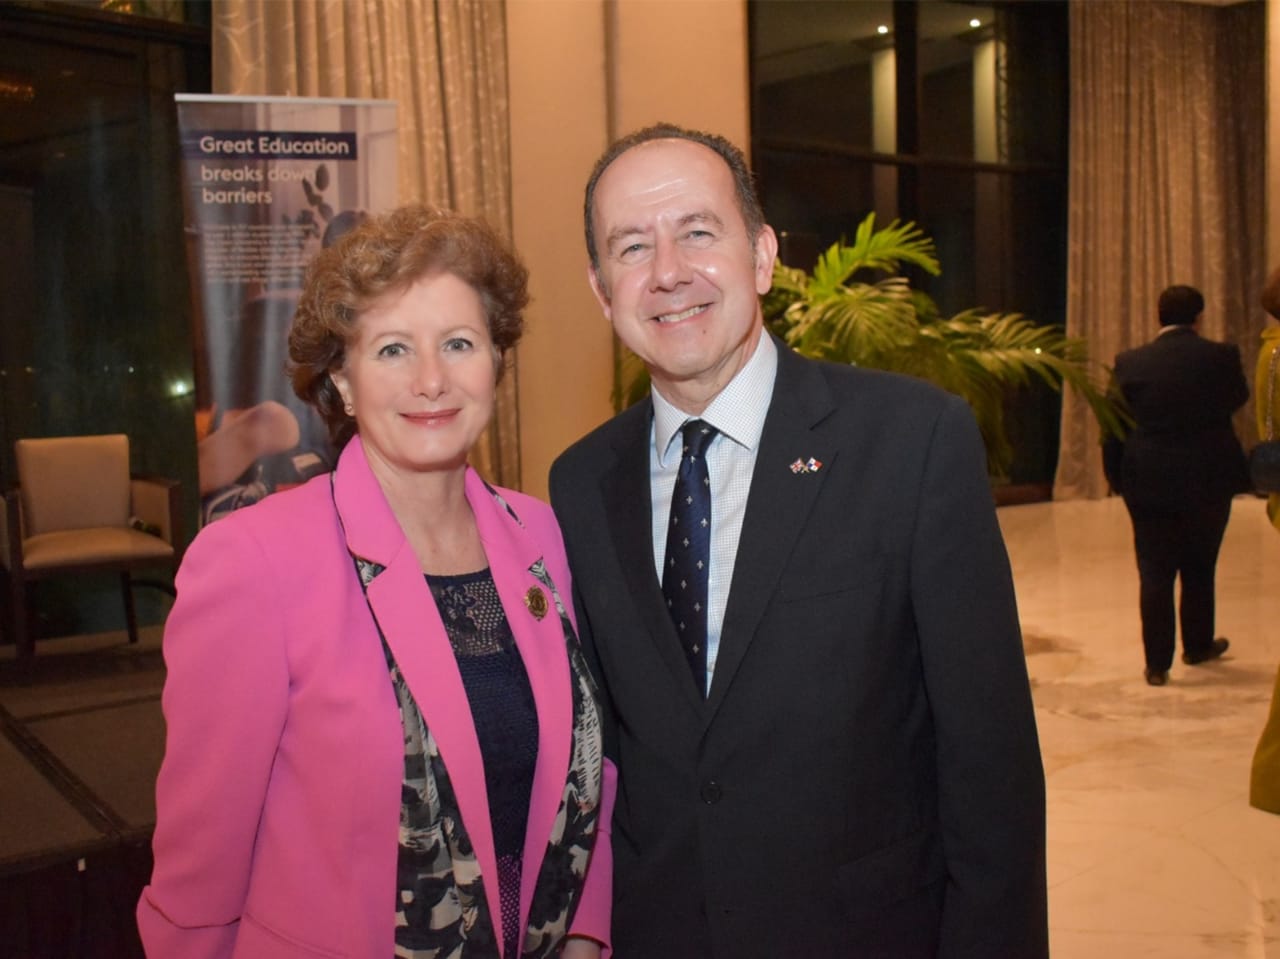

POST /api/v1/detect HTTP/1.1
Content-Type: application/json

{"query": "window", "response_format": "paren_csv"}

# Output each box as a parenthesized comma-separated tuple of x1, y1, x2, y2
(750, 0, 1069, 486)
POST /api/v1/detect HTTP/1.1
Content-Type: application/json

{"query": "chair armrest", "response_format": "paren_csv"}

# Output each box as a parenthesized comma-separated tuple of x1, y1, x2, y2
(131, 474, 182, 552)
(1, 487, 21, 573)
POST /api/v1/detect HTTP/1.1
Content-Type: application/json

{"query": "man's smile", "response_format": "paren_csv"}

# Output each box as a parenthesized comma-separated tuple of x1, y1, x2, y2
(654, 304, 710, 324)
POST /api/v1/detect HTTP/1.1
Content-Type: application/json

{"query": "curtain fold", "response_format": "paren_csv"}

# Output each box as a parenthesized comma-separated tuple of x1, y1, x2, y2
(212, 0, 521, 487)
(1055, 0, 1265, 499)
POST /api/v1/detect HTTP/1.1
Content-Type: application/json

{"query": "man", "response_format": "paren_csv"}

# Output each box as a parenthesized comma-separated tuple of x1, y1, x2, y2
(1112, 285, 1250, 687)
(549, 123, 1047, 957)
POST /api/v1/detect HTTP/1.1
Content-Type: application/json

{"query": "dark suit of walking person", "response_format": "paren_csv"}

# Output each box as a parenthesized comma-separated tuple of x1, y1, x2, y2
(1113, 285, 1250, 686)
(549, 124, 1048, 958)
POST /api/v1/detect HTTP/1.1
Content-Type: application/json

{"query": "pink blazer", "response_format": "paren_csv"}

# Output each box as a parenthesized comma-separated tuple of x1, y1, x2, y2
(138, 437, 615, 958)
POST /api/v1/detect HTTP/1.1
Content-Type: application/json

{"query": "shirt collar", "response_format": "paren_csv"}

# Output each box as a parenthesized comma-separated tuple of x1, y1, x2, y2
(653, 331, 778, 467)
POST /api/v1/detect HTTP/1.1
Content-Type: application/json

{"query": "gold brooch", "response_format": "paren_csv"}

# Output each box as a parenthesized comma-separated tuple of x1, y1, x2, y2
(525, 586, 548, 620)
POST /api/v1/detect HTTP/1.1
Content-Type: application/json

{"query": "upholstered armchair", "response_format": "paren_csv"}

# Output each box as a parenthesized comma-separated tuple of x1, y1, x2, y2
(1, 434, 181, 661)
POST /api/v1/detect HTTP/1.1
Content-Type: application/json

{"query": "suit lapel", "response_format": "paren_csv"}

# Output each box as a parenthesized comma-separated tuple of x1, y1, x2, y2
(706, 344, 838, 722)
(600, 401, 709, 714)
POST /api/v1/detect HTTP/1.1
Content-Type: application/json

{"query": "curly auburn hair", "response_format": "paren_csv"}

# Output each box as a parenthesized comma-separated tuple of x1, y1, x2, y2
(288, 204, 528, 450)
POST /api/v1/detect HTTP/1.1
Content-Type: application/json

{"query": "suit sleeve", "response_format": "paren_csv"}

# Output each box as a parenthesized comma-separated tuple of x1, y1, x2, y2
(137, 518, 290, 959)
(548, 463, 621, 764)
(909, 397, 1049, 958)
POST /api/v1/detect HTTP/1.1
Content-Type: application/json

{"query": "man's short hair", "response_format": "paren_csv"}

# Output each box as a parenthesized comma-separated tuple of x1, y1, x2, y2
(583, 122, 766, 272)
(1158, 285, 1204, 326)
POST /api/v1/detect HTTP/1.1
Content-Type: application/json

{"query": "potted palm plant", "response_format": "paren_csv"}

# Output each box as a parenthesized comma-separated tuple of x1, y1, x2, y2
(615, 213, 1124, 478)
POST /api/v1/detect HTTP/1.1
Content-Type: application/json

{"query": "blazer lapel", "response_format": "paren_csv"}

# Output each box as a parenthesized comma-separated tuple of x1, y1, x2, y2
(600, 401, 710, 714)
(332, 439, 507, 937)
(706, 344, 838, 721)
(464, 472, 577, 937)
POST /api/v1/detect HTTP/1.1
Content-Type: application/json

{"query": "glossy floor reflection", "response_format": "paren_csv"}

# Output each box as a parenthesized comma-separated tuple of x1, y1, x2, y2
(1000, 494, 1280, 959)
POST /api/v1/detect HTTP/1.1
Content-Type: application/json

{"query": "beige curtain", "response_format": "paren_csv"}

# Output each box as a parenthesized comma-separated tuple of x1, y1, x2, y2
(212, 0, 521, 487)
(1054, 0, 1265, 500)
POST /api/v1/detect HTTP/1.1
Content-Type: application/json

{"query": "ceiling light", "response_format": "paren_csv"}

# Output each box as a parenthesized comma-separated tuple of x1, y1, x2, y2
(877, 25, 889, 35)
(969, 18, 981, 28)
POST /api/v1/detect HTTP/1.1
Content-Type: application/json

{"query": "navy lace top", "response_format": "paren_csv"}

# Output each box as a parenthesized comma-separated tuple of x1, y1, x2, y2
(426, 568, 539, 957)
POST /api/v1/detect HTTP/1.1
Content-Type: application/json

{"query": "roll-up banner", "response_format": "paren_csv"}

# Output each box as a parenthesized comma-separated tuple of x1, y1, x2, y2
(174, 95, 398, 525)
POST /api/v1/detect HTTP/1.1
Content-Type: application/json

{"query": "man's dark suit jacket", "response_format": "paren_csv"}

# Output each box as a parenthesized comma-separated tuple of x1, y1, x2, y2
(1113, 326, 1250, 510)
(549, 341, 1048, 958)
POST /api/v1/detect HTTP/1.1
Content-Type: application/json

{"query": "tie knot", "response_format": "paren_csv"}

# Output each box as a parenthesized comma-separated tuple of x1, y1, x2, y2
(681, 420, 718, 459)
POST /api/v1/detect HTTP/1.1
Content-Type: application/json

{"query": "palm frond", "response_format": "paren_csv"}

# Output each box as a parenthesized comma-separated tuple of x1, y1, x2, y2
(809, 214, 940, 295)
(782, 277, 917, 362)
(612, 347, 650, 411)
(849, 214, 941, 276)
(762, 263, 808, 327)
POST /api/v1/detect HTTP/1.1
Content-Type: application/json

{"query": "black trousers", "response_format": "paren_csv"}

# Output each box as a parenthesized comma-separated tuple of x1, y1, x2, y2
(1125, 498, 1232, 671)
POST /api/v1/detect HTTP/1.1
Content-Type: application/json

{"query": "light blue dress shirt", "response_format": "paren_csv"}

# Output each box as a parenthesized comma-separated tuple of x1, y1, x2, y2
(650, 333, 779, 695)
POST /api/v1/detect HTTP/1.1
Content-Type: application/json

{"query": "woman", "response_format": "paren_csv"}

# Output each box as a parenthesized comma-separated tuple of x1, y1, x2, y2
(1251, 265, 1280, 814)
(1257, 267, 1280, 532)
(138, 205, 615, 958)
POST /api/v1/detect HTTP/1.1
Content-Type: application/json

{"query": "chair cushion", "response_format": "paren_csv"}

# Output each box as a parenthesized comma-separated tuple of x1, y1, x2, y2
(20, 527, 174, 570)
(16, 435, 132, 535)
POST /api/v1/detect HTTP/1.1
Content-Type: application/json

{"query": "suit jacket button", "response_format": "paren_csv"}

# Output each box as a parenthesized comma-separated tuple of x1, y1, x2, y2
(700, 780, 722, 804)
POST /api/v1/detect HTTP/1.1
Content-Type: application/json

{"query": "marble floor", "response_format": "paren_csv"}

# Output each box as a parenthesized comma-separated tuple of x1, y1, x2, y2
(1001, 494, 1280, 958)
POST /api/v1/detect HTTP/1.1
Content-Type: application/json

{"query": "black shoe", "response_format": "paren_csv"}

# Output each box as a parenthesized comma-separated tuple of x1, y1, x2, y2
(1182, 637, 1229, 666)
(1144, 668, 1169, 687)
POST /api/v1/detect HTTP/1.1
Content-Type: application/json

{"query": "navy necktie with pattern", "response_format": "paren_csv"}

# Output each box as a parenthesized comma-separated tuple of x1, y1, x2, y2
(662, 419, 719, 696)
